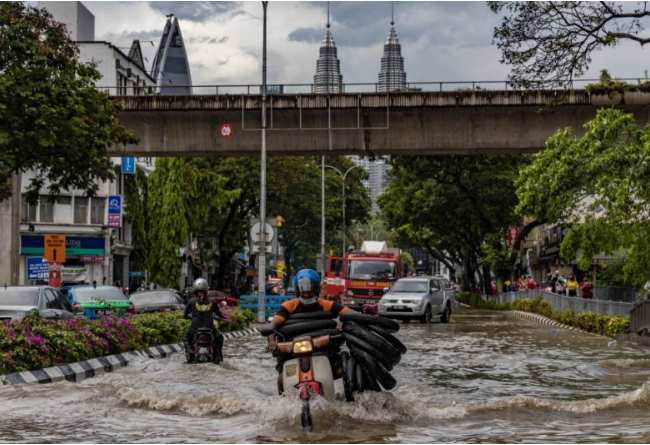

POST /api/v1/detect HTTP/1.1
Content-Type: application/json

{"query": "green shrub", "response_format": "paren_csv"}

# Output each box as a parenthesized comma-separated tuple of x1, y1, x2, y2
(460, 294, 629, 338)
(0, 309, 254, 375)
(586, 69, 629, 98)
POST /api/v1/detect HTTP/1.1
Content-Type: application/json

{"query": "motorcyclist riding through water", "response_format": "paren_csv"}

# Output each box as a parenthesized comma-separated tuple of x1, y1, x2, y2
(266, 268, 356, 394)
(183, 278, 225, 364)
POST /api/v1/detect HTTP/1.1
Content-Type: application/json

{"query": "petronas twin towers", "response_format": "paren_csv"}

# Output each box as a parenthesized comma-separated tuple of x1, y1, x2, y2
(313, 5, 407, 93)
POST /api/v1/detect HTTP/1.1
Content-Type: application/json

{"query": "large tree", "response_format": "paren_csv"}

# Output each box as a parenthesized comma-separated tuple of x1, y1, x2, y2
(0, 2, 135, 203)
(144, 156, 371, 289)
(515, 108, 650, 286)
(379, 155, 532, 291)
(489, 1, 650, 88)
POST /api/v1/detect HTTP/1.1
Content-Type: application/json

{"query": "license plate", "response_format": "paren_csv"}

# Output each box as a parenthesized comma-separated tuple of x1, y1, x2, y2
(95, 309, 112, 315)
(393, 306, 406, 310)
(199, 347, 208, 354)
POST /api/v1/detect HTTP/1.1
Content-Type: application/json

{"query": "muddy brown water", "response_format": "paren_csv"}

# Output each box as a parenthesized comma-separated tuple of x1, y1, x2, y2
(2, 308, 650, 443)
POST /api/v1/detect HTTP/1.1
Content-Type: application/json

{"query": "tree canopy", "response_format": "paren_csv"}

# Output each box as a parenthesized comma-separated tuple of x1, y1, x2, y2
(379, 155, 530, 290)
(0, 2, 136, 203)
(144, 156, 370, 289)
(515, 108, 650, 285)
(489, 1, 650, 88)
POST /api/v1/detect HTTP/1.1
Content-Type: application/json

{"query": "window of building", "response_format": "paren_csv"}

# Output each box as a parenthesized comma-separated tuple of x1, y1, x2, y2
(21, 197, 36, 222)
(74, 197, 88, 224)
(39, 196, 54, 223)
(54, 196, 72, 223)
(90, 197, 105, 225)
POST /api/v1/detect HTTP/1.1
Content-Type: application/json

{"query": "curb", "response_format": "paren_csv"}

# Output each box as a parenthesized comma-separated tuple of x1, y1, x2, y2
(1, 327, 259, 387)
(506, 310, 607, 337)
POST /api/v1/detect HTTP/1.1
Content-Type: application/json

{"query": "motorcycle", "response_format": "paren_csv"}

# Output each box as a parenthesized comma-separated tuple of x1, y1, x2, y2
(193, 327, 215, 363)
(276, 334, 337, 432)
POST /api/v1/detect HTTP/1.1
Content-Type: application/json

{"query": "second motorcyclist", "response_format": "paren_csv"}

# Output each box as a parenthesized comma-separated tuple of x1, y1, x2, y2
(183, 278, 225, 364)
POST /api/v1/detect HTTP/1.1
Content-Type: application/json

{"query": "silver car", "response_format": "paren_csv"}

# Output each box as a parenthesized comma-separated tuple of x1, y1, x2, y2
(378, 276, 454, 323)
(0, 286, 76, 323)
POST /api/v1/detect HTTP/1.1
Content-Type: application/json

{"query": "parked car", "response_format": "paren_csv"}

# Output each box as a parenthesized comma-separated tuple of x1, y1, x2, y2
(129, 289, 185, 314)
(61, 285, 134, 319)
(378, 276, 454, 324)
(207, 290, 239, 307)
(0, 286, 75, 323)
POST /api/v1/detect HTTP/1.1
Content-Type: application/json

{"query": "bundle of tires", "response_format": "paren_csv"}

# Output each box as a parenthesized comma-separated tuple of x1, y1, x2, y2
(339, 313, 407, 401)
(260, 312, 344, 373)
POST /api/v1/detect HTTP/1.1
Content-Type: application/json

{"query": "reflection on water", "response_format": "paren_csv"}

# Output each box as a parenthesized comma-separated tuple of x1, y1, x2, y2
(2, 308, 650, 443)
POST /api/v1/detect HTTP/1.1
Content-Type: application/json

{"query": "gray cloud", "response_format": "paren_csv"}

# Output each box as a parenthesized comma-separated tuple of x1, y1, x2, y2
(148, 1, 242, 22)
(287, 2, 496, 49)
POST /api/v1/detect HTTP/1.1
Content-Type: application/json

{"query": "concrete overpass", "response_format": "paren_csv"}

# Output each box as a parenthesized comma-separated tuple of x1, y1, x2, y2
(112, 90, 649, 157)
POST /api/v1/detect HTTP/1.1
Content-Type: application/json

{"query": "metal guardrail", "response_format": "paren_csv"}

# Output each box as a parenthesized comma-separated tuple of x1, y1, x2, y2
(496, 291, 632, 317)
(630, 299, 650, 334)
(593, 286, 639, 303)
(239, 294, 292, 318)
(100, 77, 650, 95)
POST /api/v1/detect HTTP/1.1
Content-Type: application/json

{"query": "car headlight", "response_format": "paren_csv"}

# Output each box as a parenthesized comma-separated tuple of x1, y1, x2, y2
(293, 340, 313, 353)
(413, 300, 423, 307)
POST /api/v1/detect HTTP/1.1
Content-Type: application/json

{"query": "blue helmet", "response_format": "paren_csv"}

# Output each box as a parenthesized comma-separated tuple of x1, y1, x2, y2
(292, 269, 321, 304)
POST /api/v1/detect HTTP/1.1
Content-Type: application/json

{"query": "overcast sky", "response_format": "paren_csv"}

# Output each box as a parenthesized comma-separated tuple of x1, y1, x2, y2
(46, 1, 650, 92)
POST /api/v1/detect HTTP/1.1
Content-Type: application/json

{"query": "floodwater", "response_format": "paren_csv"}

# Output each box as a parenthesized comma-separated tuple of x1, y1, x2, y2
(2, 308, 650, 443)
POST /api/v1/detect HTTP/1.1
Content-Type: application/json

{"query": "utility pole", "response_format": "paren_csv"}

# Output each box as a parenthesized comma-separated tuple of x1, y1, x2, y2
(257, 1, 268, 323)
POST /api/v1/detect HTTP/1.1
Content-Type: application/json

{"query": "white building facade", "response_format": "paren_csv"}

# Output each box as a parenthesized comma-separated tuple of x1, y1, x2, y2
(8, 2, 157, 287)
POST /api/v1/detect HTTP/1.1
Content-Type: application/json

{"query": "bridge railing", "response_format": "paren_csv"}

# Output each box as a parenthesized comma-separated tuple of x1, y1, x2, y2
(239, 294, 293, 319)
(496, 291, 632, 317)
(630, 298, 650, 334)
(99, 77, 650, 96)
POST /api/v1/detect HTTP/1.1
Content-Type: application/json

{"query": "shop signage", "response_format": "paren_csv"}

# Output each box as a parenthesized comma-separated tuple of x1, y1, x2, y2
(21, 236, 105, 256)
(25, 258, 88, 283)
(108, 195, 122, 228)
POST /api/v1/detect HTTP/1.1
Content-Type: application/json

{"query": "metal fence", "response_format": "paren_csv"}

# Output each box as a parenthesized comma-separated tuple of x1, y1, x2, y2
(496, 291, 632, 317)
(593, 286, 639, 303)
(630, 299, 650, 334)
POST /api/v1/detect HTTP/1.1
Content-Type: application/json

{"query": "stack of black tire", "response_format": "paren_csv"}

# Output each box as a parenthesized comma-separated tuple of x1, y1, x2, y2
(260, 312, 345, 373)
(339, 313, 406, 401)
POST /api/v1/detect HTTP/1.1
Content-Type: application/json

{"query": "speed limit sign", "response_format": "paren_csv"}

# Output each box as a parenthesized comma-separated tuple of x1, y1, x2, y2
(219, 123, 233, 139)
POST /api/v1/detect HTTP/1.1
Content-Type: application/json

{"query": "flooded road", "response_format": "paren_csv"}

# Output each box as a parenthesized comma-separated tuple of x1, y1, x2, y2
(2, 308, 650, 443)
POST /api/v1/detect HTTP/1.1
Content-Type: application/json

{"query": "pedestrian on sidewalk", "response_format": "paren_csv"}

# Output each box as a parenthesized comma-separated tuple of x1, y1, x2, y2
(567, 274, 579, 297)
(580, 276, 593, 299)
(526, 274, 537, 290)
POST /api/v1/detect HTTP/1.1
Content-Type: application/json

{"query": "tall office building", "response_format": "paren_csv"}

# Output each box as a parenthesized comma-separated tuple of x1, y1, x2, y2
(348, 156, 391, 214)
(151, 14, 192, 95)
(313, 5, 343, 93)
(378, 5, 407, 92)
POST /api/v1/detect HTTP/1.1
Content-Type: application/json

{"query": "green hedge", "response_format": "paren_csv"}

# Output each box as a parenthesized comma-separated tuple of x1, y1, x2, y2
(456, 292, 629, 338)
(0, 308, 255, 375)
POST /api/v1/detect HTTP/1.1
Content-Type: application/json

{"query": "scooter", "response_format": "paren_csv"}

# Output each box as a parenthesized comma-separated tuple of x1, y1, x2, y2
(193, 327, 215, 363)
(276, 334, 336, 431)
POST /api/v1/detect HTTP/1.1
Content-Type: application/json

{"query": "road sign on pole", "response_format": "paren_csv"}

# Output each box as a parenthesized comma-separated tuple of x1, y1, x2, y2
(44, 234, 66, 263)
(121, 157, 136, 174)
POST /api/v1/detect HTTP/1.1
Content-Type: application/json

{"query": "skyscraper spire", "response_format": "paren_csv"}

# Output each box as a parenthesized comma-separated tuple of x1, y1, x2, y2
(313, 1, 343, 93)
(151, 15, 192, 94)
(378, 2, 406, 92)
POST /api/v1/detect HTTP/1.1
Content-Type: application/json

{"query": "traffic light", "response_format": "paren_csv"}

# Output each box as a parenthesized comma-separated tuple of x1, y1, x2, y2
(276, 215, 283, 227)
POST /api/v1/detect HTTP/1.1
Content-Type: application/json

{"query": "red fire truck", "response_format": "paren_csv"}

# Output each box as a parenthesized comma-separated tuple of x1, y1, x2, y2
(325, 241, 408, 310)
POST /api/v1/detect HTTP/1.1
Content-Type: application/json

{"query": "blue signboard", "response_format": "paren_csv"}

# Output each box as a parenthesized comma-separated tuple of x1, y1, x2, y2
(27, 257, 50, 281)
(128, 271, 147, 277)
(108, 195, 122, 228)
(22, 236, 105, 256)
(121, 157, 136, 174)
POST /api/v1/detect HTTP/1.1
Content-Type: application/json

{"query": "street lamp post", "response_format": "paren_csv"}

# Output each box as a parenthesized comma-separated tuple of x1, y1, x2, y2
(257, 1, 268, 323)
(324, 164, 362, 255)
